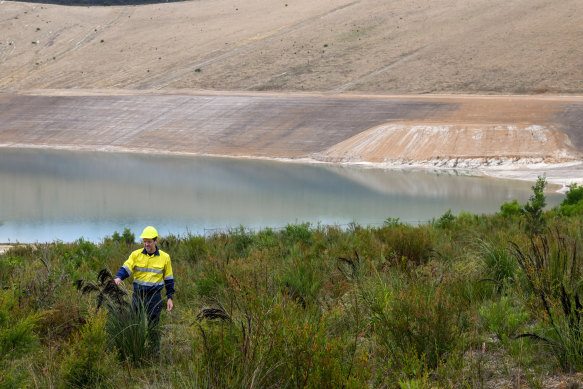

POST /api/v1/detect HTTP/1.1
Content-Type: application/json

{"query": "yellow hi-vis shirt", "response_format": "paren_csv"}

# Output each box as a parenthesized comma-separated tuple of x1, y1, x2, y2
(117, 247, 175, 299)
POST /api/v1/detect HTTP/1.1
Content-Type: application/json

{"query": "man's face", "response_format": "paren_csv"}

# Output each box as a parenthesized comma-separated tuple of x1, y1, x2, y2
(143, 238, 157, 254)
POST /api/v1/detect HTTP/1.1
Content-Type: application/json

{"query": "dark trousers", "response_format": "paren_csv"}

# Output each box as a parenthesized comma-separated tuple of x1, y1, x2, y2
(132, 291, 162, 352)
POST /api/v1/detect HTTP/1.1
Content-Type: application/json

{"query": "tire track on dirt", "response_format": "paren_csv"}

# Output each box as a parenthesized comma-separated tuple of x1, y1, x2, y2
(0, 7, 133, 89)
(328, 45, 432, 93)
(131, 1, 360, 89)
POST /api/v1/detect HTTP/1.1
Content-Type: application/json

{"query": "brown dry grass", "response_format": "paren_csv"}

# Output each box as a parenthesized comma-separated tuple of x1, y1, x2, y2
(1, 0, 582, 94)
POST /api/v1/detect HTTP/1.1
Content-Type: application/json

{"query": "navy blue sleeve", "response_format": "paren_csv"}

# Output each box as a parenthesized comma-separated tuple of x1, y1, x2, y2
(165, 278, 175, 300)
(116, 266, 130, 280)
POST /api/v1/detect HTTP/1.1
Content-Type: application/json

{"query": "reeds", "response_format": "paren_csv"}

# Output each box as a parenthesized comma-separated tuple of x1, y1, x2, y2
(75, 268, 157, 365)
(510, 228, 583, 371)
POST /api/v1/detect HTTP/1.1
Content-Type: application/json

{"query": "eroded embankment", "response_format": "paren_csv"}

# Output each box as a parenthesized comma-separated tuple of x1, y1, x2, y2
(1, 91, 582, 187)
(313, 123, 577, 167)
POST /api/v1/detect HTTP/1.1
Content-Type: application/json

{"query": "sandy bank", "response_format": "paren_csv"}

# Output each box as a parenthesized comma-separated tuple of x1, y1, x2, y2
(1, 91, 582, 191)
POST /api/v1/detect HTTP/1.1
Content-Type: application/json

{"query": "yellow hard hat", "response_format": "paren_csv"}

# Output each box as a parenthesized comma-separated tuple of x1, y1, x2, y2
(140, 226, 159, 240)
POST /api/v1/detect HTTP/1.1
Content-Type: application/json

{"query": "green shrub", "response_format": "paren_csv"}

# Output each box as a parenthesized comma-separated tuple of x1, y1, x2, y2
(280, 247, 325, 307)
(500, 199, 522, 218)
(110, 227, 135, 245)
(253, 227, 279, 250)
(510, 230, 583, 371)
(282, 222, 313, 246)
(0, 289, 42, 359)
(522, 175, 547, 236)
(229, 225, 255, 258)
(369, 280, 464, 370)
(436, 209, 456, 229)
(478, 296, 528, 342)
(559, 183, 583, 216)
(179, 234, 207, 262)
(0, 314, 42, 357)
(59, 311, 117, 388)
(195, 267, 227, 301)
(562, 183, 583, 206)
(279, 313, 370, 388)
(379, 225, 433, 266)
(104, 300, 155, 365)
(477, 239, 517, 289)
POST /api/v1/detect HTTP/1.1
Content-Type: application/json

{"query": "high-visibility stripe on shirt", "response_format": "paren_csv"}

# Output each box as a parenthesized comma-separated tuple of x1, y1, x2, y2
(116, 247, 175, 299)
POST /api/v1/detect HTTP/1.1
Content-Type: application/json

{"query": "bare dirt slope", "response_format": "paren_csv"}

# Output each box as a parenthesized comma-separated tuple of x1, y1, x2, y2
(1, 91, 582, 184)
(1, 0, 582, 94)
(1, 0, 582, 187)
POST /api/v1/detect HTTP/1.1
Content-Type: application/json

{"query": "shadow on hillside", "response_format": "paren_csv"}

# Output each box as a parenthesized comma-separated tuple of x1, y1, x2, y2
(19, 0, 189, 5)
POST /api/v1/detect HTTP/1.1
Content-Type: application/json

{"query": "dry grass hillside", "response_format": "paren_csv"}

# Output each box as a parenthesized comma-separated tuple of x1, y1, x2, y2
(1, 0, 582, 94)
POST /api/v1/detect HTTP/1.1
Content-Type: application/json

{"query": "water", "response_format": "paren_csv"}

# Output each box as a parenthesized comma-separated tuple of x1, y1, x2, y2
(0, 148, 563, 243)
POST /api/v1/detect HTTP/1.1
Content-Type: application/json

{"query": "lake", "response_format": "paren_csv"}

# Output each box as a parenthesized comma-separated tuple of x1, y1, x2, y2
(0, 148, 563, 243)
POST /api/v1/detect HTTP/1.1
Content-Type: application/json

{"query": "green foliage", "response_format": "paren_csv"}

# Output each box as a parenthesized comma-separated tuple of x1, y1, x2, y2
(229, 225, 255, 258)
(477, 239, 517, 289)
(436, 209, 456, 229)
(280, 247, 324, 307)
(383, 217, 402, 227)
(3, 214, 583, 386)
(559, 183, 583, 216)
(253, 227, 279, 250)
(110, 227, 135, 245)
(522, 175, 547, 236)
(379, 224, 433, 266)
(195, 260, 228, 301)
(105, 301, 155, 365)
(76, 269, 158, 365)
(178, 234, 207, 262)
(500, 199, 522, 218)
(0, 290, 42, 358)
(478, 296, 528, 342)
(389, 283, 464, 369)
(562, 183, 583, 206)
(282, 222, 313, 246)
(59, 312, 117, 388)
(363, 275, 465, 371)
(510, 230, 583, 371)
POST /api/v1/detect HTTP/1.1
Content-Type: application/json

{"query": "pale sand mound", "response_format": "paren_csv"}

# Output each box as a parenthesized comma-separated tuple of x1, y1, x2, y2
(314, 123, 579, 167)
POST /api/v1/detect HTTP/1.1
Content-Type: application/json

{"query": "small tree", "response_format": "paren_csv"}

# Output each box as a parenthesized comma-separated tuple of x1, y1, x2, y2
(522, 175, 547, 236)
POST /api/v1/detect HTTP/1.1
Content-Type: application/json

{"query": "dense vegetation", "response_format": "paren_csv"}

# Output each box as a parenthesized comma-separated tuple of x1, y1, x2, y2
(2, 179, 583, 388)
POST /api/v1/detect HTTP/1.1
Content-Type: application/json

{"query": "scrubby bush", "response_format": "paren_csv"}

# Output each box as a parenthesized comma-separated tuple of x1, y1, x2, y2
(559, 183, 583, 216)
(522, 175, 547, 236)
(479, 296, 528, 342)
(4, 207, 583, 386)
(59, 312, 117, 388)
(500, 199, 522, 218)
(510, 229, 583, 371)
(477, 238, 517, 289)
(378, 224, 433, 266)
(110, 227, 135, 245)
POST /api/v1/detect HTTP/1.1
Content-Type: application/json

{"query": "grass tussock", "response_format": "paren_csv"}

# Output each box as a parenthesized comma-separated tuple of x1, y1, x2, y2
(2, 180, 583, 387)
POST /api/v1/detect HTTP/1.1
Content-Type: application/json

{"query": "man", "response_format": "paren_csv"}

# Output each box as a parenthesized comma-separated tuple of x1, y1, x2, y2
(114, 226, 174, 352)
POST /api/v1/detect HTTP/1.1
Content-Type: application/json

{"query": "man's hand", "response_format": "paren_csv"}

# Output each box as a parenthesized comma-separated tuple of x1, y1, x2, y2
(114, 277, 121, 286)
(167, 298, 173, 312)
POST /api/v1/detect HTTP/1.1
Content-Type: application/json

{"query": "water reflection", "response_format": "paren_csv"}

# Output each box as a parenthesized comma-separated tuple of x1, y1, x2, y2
(0, 148, 563, 242)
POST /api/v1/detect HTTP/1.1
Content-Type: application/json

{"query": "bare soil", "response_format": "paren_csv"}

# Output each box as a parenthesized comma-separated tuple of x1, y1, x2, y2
(1, 0, 582, 189)
(1, 0, 582, 94)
